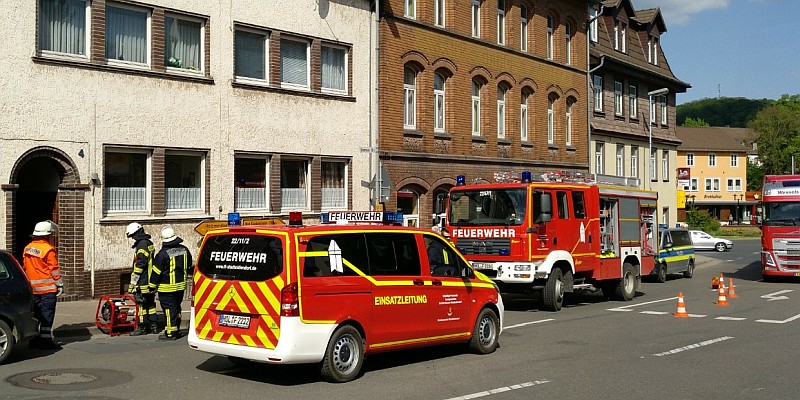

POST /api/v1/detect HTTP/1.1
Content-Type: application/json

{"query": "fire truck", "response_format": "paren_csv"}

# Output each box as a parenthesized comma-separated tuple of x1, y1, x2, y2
(756, 175, 800, 280)
(445, 171, 658, 311)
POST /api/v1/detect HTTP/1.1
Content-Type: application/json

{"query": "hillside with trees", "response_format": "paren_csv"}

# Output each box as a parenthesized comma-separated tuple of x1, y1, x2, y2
(676, 97, 773, 127)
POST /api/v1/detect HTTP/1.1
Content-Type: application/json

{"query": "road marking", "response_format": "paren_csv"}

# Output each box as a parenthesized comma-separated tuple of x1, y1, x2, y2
(640, 311, 669, 315)
(504, 319, 554, 330)
(653, 336, 734, 357)
(761, 290, 792, 301)
(444, 380, 551, 400)
(687, 314, 707, 318)
(715, 316, 747, 321)
(607, 296, 677, 312)
(725, 259, 735, 262)
(756, 313, 800, 324)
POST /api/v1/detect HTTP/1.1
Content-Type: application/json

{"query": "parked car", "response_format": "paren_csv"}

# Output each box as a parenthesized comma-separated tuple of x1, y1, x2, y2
(0, 250, 39, 364)
(651, 228, 696, 283)
(690, 230, 734, 252)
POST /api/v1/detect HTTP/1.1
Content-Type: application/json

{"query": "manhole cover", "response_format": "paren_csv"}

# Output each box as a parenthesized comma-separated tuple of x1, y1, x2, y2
(32, 372, 98, 385)
(8, 368, 132, 391)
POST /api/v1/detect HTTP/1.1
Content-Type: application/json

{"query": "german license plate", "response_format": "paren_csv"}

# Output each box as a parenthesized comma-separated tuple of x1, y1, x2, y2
(471, 262, 493, 270)
(219, 314, 251, 328)
(795, 272, 800, 277)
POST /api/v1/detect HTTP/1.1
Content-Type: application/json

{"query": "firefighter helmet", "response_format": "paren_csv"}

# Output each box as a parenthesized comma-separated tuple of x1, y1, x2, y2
(32, 221, 54, 236)
(161, 226, 178, 243)
(125, 222, 143, 237)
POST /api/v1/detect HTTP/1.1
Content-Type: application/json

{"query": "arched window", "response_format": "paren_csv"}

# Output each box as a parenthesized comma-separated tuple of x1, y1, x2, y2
(497, 85, 506, 139)
(434, 72, 446, 132)
(404, 66, 417, 129)
(566, 99, 574, 145)
(547, 95, 555, 144)
(472, 79, 482, 136)
(546, 15, 554, 60)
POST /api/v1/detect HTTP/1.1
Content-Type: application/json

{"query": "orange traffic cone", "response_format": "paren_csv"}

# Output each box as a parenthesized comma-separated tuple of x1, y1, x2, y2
(727, 278, 738, 299)
(715, 282, 729, 306)
(674, 292, 689, 317)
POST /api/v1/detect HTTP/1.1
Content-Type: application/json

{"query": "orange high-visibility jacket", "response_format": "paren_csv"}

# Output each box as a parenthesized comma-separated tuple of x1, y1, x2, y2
(23, 239, 62, 295)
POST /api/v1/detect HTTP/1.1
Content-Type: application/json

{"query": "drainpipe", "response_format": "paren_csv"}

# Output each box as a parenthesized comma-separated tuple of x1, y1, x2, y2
(368, 0, 381, 210)
(586, 3, 603, 173)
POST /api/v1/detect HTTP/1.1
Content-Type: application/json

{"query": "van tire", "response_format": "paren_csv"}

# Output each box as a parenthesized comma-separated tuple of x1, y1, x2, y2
(614, 263, 636, 301)
(683, 259, 695, 278)
(543, 268, 564, 312)
(320, 325, 364, 383)
(0, 320, 15, 364)
(656, 263, 667, 283)
(469, 308, 499, 354)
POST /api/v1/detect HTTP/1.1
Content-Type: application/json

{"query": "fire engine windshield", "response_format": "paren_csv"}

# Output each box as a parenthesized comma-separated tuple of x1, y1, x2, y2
(197, 234, 284, 281)
(763, 202, 800, 226)
(448, 188, 526, 226)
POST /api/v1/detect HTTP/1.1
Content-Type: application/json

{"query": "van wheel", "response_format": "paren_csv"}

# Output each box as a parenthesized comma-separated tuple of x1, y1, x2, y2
(543, 268, 564, 312)
(656, 263, 667, 283)
(614, 263, 636, 301)
(0, 320, 15, 364)
(683, 260, 695, 278)
(320, 325, 364, 383)
(469, 308, 499, 354)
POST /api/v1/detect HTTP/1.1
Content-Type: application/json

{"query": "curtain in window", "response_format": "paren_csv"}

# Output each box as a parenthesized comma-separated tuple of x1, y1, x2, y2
(281, 39, 308, 86)
(235, 31, 266, 79)
(165, 17, 201, 70)
(322, 163, 345, 208)
(39, 0, 86, 55)
(281, 161, 307, 209)
(104, 187, 146, 211)
(106, 6, 148, 63)
(235, 188, 266, 209)
(321, 47, 345, 91)
(166, 188, 200, 210)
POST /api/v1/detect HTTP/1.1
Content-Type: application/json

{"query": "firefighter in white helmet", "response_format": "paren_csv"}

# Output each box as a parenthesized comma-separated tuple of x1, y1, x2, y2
(125, 222, 158, 335)
(149, 226, 192, 340)
(23, 220, 63, 350)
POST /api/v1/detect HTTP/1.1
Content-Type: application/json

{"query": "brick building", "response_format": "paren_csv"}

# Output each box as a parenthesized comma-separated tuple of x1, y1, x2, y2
(377, 0, 591, 227)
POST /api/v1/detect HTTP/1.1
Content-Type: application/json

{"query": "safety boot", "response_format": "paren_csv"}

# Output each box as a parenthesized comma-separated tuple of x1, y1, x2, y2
(130, 324, 150, 336)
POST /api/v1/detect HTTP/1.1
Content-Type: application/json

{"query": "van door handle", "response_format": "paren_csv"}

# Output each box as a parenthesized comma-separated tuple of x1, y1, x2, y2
(553, 237, 557, 245)
(431, 280, 442, 286)
(413, 279, 425, 286)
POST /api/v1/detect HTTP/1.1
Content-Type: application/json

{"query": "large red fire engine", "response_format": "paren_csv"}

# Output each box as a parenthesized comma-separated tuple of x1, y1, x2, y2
(445, 171, 658, 311)
(756, 175, 800, 280)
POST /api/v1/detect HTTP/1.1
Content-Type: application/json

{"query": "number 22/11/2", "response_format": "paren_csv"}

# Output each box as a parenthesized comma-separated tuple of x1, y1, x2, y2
(230, 237, 250, 245)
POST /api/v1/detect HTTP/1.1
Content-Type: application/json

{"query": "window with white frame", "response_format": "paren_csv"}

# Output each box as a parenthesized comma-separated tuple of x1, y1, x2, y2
(589, 6, 598, 42)
(434, 72, 446, 132)
(547, 97, 555, 144)
(565, 101, 573, 145)
(281, 159, 309, 209)
(649, 95, 656, 124)
(613, 20, 619, 50)
(234, 29, 268, 81)
(683, 178, 698, 192)
(321, 44, 347, 94)
(630, 146, 638, 178)
(730, 154, 739, 167)
(497, 0, 505, 45)
(660, 95, 667, 124)
(726, 178, 742, 192)
(662, 150, 669, 181)
(281, 37, 310, 89)
(520, 93, 529, 142)
(620, 22, 626, 53)
(520, 4, 528, 51)
(709, 153, 717, 167)
(705, 178, 720, 192)
(614, 81, 623, 116)
(687, 153, 694, 167)
(322, 161, 347, 209)
(565, 22, 572, 65)
(472, 79, 482, 136)
(234, 157, 268, 210)
(546, 15, 554, 60)
(650, 148, 657, 181)
(593, 75, 603, 111)
(165, 14, 203, 71)
(404, 66, 417, 129)
(595, 142, 604, 174)
(405, 0, 416, 19)
(497, 85, 506, 139)
(647, 36, 653, 63)
(628, 85, 637, 118)
(165, 153, 204, 211)
(652, 37, 659, 65)
(104, 150, 149, 213)
(471, 0, 480, 37)
(105, 3, 150, 65)
(616, 145, 624, 176)
(39, 0, 90, 58)
(435, 0, 445, 27)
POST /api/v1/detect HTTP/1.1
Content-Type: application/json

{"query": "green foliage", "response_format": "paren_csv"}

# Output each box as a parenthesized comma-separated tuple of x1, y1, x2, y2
(685, 208, 721, 234)
(747, 157, 764, 191)
(676, 97, 773, 127)
(749, 95, 800, 175)
(682, 117, 710, 127)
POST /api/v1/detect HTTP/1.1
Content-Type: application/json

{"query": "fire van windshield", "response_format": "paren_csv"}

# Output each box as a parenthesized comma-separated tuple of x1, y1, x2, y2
(449, 188, 526, 226)
(197, 234, 284, 281)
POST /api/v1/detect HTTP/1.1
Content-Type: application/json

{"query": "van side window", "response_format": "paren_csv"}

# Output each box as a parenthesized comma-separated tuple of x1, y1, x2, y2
(671, 230, 692, 247)
(303, 233, 366, 277)
(572, 191, 586, 219)
(424, 235, 461, 277)
(556, 191, 569, 219)
(366, 233, 421, 276)
(0, 254, 10, 280)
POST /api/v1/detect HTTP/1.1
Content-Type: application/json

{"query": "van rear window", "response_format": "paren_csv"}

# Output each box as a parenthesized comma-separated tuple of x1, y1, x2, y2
(198, 234, 284, 281)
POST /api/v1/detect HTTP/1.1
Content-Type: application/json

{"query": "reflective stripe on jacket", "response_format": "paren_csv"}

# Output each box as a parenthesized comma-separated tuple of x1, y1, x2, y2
(23, 239, 62, 295)
(130, 234, 155, 293)
(150, 238, 192, 293)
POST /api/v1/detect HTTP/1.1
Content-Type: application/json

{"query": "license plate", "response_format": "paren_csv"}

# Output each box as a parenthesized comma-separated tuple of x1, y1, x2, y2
(795, 272, 800, 277)
(219, 314, 251, 328)
(471, 262, 493, 270)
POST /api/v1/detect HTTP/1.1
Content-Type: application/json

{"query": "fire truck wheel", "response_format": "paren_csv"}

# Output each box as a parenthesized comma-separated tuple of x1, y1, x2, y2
(0, 320, 14, 364)
(543, 268, 564, 312)
(656, 263, 667, 283)
(320, 325, 365, 383)
(614, 263, 636, 301)
(683, 260, 695, 279)
(469, 308, 499, 354)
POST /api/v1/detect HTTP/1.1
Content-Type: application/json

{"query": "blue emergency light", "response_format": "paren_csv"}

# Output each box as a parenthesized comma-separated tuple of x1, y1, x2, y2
(456, 175, 466, 186)
(228, 212, 241, 226)
(521, 171, 532, 183)
(382, 211, 404, 225)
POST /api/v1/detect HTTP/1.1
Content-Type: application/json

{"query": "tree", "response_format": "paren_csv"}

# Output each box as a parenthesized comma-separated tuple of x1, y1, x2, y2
(685, 207, 721, 234)
(749, 95, 800, 175)
(747, 157, 764, 191)
(682, 117, 710, 127)
(677, 97, 773, 127)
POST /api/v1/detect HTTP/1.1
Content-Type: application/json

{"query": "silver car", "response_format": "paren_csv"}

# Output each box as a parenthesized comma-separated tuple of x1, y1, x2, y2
(689, 230, 733, 252)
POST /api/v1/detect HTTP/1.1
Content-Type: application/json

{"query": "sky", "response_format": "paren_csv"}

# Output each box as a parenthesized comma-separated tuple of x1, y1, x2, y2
(633, 0, 800, 104)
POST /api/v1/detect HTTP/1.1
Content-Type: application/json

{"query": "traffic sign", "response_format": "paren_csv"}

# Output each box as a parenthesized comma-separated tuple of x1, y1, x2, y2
(194, 218, 284, 236)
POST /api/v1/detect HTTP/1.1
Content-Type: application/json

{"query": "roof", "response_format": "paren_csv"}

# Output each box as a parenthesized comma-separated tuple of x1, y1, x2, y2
(631, 8, 667, 33)
(675, 126, 757, 153)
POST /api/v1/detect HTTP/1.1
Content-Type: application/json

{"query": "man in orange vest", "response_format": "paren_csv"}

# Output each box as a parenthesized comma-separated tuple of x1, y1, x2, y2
(23, 220, 63, 350)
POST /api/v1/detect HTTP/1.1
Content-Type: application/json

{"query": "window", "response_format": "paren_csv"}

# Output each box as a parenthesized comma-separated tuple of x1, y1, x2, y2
(595, 142, 604, 174)
(565, 101, 573, 145)
(556, 192, 569, 219)
(652, 37, 659, 65)
(630, 146, 638, 178)
(572, 191, 586, 219)
(520, 4, 528, 51)
(281, 37, 310, 89)
(303, 234, 364, 278)
(472, 79, 482, 136)
(165, 15, 203, 71)
(471, 0, 480, 37)
(650, 148, 657, 181)
(105, 4, 150, 65)
(649, 95, 656, 124)
(404, 67, 417, 129)
(281, 159, 308, 209)
(613, 20, 619, 50)
(497, 0, 505, 45)
(404, 0, 416, 19)
(705, 178, 720, 192)
(731, 154, 739, 167)
(565, 22, 572, 65)
(614, 81, 623, 116)
(547, 97, 555, 144)
(104, 150, 149, 213)
(589, 6, 598, 42)
(616, 145, 624, 176)
(683, 178, 698, 192)
(321, 45, 347, 94)
(497, 86, 506, 139)
(662, 150, 669, 181)
(620, 22, 626, 53)
(322, 161, 347, 209)
(660, 95, 668, 124)
(726, 178, 742, 192)
(520, 93, 529, 142)
(628, 85, 637, 118)
(434, 73, 446, 132)
(687, 153, 695, 167)
(234, 29, 268, 81)
(648, 36, 653, 63)
(165, 153, 203, 211)
(39, 0, 90, 58)
(546, 15, 554, 60)
(593, 75, 603, 111)
(367, 233, 421, 276)
(235, 157, 268, 210)
(435, 0, 445, 27)
(709, 153, 717, 167)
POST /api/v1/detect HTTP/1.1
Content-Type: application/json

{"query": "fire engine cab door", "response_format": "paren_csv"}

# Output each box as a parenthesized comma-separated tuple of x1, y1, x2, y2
(565, 190, 593, 272)
(423, 234, 472, 341)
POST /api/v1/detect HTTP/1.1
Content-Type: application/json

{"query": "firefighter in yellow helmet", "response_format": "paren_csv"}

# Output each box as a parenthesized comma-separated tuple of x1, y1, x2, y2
(23, 220, 63, 350)
(126, 222, 158, 336)
(149, 226, 192, 340)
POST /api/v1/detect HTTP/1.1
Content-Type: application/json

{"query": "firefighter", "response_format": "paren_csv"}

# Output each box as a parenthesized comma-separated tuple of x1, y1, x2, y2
(23, 220, 63, 350)
(126, 222, 158, 336)
(149, 226, 192, 340)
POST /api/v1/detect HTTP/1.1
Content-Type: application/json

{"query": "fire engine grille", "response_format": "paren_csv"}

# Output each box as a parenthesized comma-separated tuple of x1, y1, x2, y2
(457, 238, 511, 256)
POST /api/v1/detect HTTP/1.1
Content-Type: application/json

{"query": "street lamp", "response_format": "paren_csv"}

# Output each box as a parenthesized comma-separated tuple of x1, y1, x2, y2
(733, 194, 743, 225)
(687, 194, 696, 209)
(647, 88, 669, 190)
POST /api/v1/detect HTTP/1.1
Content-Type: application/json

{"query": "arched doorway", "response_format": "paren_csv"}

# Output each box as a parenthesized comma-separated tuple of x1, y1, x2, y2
(13, 157, 61, 259)
(431, 185, 451, 230)
(396, 186, 423, 227)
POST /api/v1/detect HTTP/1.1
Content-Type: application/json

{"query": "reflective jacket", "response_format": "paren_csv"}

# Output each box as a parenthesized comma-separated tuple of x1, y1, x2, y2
(23, 238, 62, 295)
(130, 233, 155, 293)
(150, 237, 192, 293)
